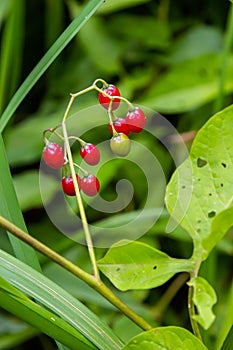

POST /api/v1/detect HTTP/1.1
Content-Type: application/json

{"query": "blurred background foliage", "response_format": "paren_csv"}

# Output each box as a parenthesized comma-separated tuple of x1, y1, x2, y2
(0, 0, 232, 349)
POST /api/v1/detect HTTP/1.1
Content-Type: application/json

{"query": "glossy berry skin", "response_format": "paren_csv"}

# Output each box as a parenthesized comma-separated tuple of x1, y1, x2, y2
(126, 107, 146, 133)
(98, 84, 120, 110)
(80, 174, 100, 196)
(110, 133, 131, 157)
(108, 118, 130, 136)
(43, 142, 64, 169)
(80, 143, 100, 165)
(62, 174, 80, 196)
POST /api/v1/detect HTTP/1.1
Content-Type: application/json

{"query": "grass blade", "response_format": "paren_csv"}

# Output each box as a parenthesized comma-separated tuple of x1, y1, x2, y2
(0, 275, 97, 350)
(0, 135, 41, 269)
(0, 248, 124, 350)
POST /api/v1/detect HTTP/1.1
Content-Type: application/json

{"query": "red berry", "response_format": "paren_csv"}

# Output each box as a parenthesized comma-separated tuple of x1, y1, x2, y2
(108, 118, 130, 136)
(79, 174, 100, 196)
(80, 143, 100, 165)
(62, 174, 80, 196)
(110, 133, 131, 157)
(43, 142, 64, 169)
(98, 84, 120, 110)
(125, 107, 146, 133)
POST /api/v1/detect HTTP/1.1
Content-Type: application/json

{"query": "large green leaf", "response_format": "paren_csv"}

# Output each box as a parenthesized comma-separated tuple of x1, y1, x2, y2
(98, 241, 194, 291)
(166, 104, 233, 258)
(0, 0, 105, 132)
(188, 277, 217, 330)
(0, 276, 96, 350)
(122, 326, 208, 350)
(0, 249, 124, 350)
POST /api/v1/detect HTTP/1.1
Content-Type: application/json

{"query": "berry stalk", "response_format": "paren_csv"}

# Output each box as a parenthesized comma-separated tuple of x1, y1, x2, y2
(61, 119, 100, 281)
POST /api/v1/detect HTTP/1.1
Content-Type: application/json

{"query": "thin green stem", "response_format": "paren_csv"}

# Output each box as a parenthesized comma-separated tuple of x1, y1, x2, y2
(188, 258, 203, 341)
(213, 4, 233, 113)
(0, 214, 152, 331)
(152, 272, 189, 321)
(61, 121, 100, 281)
(188, 284, 202, 341)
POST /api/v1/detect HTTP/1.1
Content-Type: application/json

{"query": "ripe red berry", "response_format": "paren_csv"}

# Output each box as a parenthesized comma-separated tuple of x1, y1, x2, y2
(62, 174, 80, 196)
(98, 84, 120, 110)
(80, 174, 100, 196)
(125, 107, 146, 133)
(80, 143, 100, 165)
(108, 117, 130, 136)
(43, 142, 64, 169)
(110, 133, 131, 157)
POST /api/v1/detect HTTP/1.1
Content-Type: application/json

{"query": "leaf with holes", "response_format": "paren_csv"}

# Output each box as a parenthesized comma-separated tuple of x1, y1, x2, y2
(166, 104, 233, 259)
(98, 240, 194, 291)
(122, 326, 208, 350)
(188, 277, 217, 329)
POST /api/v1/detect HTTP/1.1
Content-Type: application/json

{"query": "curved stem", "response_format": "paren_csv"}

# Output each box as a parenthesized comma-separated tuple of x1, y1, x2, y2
(188, 283, 202, 341)
(0, 214, 152, 331)
(188, 258, 203, 341)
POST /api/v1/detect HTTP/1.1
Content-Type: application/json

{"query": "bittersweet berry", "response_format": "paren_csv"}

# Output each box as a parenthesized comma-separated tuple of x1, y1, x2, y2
(98, 84, 120, 110)
(108, 117, 130, 136)
(80, 143, 100, 165)
(110, 133, 131, 157)
(79, 174, 100, 196)
(43, 142, 64, 169)
(126, 107, 146, 133)
(62, 174, 80, 196)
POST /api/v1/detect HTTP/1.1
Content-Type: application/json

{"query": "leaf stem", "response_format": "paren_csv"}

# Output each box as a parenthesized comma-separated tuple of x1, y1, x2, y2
(188, 259, 203, 341)
(0, 214, 152, 331)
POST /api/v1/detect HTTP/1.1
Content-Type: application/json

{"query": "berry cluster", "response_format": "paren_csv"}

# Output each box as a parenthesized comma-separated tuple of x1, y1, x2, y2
(42, 80, 146, 198)
(98, 84, 146, 156)
(43, 141, 100, 197)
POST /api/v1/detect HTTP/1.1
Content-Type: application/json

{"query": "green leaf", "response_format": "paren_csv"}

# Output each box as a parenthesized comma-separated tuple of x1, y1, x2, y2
(0, 0, 105, 132)
(0, 135, 41, 269)
(166, 104, 233, 258)
(13, 170, 58, 211)
(78, 17, 121, 74)
(122, 326, 208, 350)
(188, 277, 217, 329)
(98, 241, 194, 291)
(220, 326, 233, 350)
(0, 276, 96, 350)
(202, 206, 233, 259)
(140, 54, 233, 113)
(96, 0, 151, 14)
(0, 249, 124, 350)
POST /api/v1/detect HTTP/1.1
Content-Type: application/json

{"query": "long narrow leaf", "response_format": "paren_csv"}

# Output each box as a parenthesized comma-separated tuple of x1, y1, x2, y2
(0, 0, 104, 132)
(0, 275, 97, 350)
(0, 249, 124, 350)
(0, 135, 41, 269)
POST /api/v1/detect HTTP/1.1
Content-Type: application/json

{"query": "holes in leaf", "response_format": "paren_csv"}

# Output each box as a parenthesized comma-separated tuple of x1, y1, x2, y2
(221, 162, 227, 168)
(208, 210, 216, 218)
(209, 193, 212, 196)
(220, 183, 224, 187)
(153, 266, 157, 270)
(197, 158, 207, 168)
